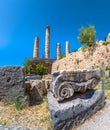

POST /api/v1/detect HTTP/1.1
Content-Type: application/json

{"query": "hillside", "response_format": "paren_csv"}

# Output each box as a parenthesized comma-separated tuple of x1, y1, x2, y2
(52, 41, 110, 73)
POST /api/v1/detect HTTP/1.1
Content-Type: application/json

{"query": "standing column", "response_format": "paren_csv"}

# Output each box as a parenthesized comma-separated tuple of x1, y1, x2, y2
(56, 43, 60, 60)
(33, 37, 39, 58)
(45, 25, 50, 58)
(66, 41, 70, 56)
(106, 33, 110, 42)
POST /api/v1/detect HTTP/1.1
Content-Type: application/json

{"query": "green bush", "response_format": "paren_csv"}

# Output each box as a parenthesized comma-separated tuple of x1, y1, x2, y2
(13, 96, 27, 110)
(81, 45, 88, 52)
(78, 25, 96, 46)
(103, 41, 109, 45)
(76, 58, 80, 64)
(60, 53, 66, 59)
(73, 49, 78, 52)
(106, 66, 110, 70)
(35, 63, 46, 75)
(24, 57, 32, 74)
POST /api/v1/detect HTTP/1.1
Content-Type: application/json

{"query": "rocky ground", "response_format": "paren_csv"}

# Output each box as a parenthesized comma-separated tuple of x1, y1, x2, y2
(0, 97, 51, 130)
(0, 83, 110, 130)
(76, 99, 110, 130)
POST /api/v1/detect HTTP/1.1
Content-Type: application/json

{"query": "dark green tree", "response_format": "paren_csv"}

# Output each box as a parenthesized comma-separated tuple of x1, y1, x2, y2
(35, 63, 46, 75)
(78, 25, 96, 46)
(24, 57, 32, 74)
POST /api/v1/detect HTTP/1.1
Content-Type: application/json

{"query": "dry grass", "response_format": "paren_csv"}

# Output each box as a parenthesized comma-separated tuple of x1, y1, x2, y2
(96, 80, 110, 100)
(0, 97, 52, 130)
(0, 80, 110, 130)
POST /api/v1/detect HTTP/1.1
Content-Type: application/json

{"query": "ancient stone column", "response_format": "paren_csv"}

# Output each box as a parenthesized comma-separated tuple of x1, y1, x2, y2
(106, 33, 110, 42)
(66, 41, 70, 56)
(45, 25, 50, 59)
(56, 43, 60, 60)
(33, 37, 39, 58)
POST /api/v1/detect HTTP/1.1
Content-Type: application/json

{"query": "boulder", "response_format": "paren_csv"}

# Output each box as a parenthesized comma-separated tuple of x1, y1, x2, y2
(0, 66, 25, 103)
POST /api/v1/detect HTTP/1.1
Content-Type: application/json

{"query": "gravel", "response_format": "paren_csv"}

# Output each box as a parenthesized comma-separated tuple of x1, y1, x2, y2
(76, 100, 110, 130)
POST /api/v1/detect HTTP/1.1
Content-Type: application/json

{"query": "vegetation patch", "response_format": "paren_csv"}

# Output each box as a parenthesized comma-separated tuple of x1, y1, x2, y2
(81, 45, 88, 52)
(0, 97, 52, 130)
(102, 41, 110, 45)
(35, 63, 46, 75)
(60, 53, 66, 59)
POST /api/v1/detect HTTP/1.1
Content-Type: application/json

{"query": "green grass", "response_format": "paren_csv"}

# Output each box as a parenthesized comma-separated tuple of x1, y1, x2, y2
(13, 96, 27, 110)
(105, 84, 110, 90)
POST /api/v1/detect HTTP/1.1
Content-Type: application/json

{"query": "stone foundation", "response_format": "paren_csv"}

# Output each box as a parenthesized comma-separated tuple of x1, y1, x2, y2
(47, 89, 104, 130)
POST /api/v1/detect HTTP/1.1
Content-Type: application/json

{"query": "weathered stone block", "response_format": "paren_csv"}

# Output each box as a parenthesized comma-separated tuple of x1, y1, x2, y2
(25, 75, 42, 81)
(25, 80, 46, 106)
(50, 69, 100, 101)
(0, 66, 25, 102)
(47, 90, 104, 130)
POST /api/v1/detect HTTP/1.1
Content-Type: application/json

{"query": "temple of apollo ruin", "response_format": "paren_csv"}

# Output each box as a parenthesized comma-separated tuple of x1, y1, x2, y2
(32, 25, 70, 74)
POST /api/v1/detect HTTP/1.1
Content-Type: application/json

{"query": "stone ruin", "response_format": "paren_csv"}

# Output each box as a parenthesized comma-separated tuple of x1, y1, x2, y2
(47, 68, 104, 130)
(0, 66, 105, 130)
(0, 66, 47, 106)
(0, 66, 25, 102)
(50, 69, 100, 102)
(32, 25, 55, 74)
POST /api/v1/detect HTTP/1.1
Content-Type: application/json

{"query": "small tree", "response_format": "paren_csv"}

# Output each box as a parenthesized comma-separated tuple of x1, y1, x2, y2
(35, 63, 46, 75)
(24, 57, 32, 74)
(78, 25, 96, 46)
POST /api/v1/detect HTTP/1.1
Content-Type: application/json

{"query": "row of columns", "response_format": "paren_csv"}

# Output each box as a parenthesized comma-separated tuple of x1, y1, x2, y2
(33, 25, 70, 60)
(33, 26, 50, 59)
(56, 41, 70, 60)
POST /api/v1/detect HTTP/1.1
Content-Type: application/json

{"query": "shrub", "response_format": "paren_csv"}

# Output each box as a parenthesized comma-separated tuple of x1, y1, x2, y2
(102, 41, 109, 45)
(60, 53, 66, 59)
(35, 63, 46, 75)
(24, 57, 32, 74)
(106, 66, 110, 70)
(81, 45, 88, 52)
(76, 58, 80, 64)
(73, 49, 78, 52)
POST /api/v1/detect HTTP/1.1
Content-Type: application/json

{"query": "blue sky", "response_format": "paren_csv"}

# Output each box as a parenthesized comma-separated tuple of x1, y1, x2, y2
(0, 0, 110, 66)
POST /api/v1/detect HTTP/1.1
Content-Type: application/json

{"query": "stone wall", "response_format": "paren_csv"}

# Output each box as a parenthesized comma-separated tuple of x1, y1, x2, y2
(0, 66, 25, 102)
(52, 43, 110, 73)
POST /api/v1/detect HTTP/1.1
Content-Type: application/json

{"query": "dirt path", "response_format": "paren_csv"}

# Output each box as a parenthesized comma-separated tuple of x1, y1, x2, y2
(76, 99, 110, 130)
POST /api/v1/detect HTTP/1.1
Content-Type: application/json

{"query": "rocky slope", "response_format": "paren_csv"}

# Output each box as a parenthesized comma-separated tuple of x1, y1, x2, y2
(52, 41, 110, 73)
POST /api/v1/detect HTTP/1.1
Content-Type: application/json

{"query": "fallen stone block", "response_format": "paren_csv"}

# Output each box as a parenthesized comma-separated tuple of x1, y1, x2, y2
(25, 80, 46, 106)
(47, 89, 104, 130)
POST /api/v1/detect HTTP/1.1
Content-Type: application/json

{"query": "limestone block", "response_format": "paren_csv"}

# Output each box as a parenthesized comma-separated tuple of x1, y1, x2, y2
(25, 75, 42, 81)
(0, 66, 25, 103)
(25, 80, 46, 106)
(50, 69, 100, 101)
(31, 80, 46, 96)
(47, 90, 104, 130)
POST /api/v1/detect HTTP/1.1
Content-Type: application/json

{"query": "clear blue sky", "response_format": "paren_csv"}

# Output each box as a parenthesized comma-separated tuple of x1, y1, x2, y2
(0, 0, 110, 66)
